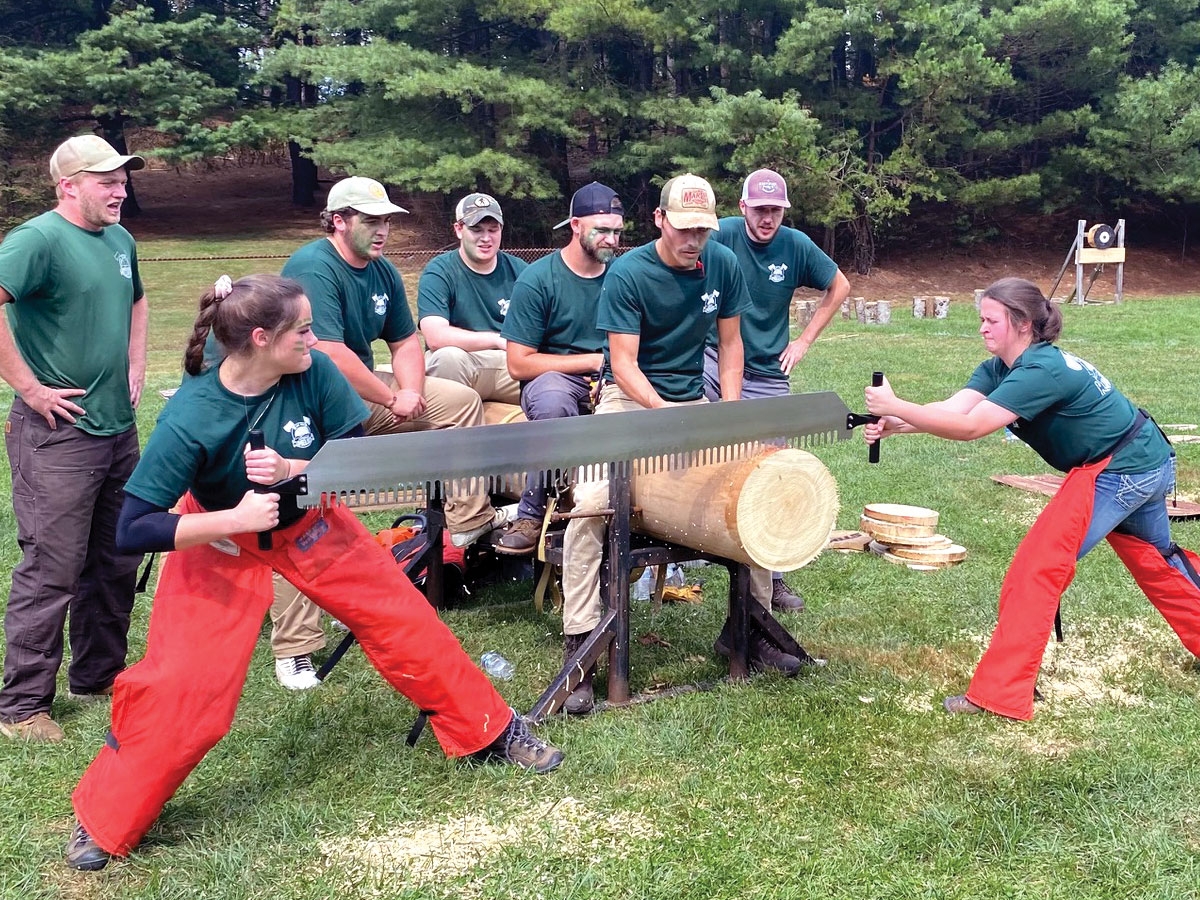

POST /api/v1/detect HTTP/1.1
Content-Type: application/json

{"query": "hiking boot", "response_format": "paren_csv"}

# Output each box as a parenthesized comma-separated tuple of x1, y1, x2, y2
(943, 694, 985, 715)
(0, 712, 64, 743)
(493, 517, 541, 556)
(67, 684, 115, 704)
(473, 709, 563, 773)
(275, 655, 321, 690)
(770, 578, 805, 612)
(450, 504, 519, 548)
(714, 629, 801, 676)
(562, 632, 596, 716)
(65, 822, 111, 871)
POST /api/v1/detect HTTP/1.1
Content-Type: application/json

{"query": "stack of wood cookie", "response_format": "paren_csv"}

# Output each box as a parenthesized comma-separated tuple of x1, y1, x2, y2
(859, 503, 967, 571)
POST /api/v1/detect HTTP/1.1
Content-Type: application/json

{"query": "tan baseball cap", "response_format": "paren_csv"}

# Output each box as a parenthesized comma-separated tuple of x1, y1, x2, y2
(659, 173, 719, 231)
(49, 136, 145, 182)
(325, 176, 409, 215)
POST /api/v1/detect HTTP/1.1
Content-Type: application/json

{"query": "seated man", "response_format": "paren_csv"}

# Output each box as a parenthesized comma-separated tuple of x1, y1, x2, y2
(495, 182, 625, 555)
(268, 177, 513, 688)
(418, 193, 527, 405)
(559, 174, 804, 716)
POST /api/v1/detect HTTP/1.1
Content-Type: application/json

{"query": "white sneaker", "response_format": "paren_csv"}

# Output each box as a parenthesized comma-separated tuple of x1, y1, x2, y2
(450, 504, 519, 548)
(275, 655, 321, 690)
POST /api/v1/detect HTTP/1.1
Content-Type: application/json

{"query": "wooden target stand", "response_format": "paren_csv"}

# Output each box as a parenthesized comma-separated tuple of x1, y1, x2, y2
(1051, 219, 1126, 304)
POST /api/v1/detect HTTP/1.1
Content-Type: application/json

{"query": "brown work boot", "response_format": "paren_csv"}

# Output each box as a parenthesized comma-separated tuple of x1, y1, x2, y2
(770, 578, 805, 612)
(473, 708, 564, 773)
(714, 626, 801, 677)
(562, 632, 597, 716)
(0, 712, 64, 743)
(65, 822, 111, 871)
(943, 694, 986, 715)
(494, 517, 541, 556)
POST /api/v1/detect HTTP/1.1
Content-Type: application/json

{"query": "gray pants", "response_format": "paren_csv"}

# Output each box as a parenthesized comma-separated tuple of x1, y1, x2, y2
(1, 399, 142, 720)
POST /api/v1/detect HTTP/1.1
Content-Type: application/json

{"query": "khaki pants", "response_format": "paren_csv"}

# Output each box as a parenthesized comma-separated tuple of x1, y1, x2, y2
(269, 373, 495, 659)
(560, 385, 771, 636)
(425, 347, 520, 404)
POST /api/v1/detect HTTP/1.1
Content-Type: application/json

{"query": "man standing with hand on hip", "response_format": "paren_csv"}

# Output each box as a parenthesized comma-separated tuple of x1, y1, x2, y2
(0, 135, 149, 741)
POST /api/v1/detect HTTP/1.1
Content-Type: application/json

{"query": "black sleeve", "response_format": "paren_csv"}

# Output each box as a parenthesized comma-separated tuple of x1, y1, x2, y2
(117, 493, 181, 554)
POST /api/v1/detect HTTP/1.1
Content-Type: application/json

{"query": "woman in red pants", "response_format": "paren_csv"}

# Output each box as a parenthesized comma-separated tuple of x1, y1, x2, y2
(864, 276, 1200, 720)
(66, 274, 562, 871)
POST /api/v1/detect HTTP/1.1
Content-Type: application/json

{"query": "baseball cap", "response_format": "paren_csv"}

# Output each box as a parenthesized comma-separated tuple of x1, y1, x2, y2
(325, 177, 409, 215)
(455, 193, 503, 226)
(659, 173, 719, 231)
(49, 136, 145, 182)
(741, 168, 790, 208)
(553, 182, 625, 229)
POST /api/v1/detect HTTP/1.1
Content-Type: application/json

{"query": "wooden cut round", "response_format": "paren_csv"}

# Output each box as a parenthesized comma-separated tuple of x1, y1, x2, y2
(868, 541, 957, 569)
(862, 503, 939, 526)
(870, 533, 954, 548)
(889, 542, 967, 563)
(859, 515, 937, 540)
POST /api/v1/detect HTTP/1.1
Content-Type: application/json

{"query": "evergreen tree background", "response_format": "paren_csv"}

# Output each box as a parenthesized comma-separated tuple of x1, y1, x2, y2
(2, 0, 1198, 266)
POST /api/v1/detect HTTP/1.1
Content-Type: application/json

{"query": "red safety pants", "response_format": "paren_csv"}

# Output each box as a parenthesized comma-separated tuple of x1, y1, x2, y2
(966, 459, 1200, 720)
(72, 495, 511, 857)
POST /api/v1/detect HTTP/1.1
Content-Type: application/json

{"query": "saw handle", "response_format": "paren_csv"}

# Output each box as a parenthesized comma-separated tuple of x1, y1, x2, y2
(846, 371, 884, 464)
(248, 429, 273, 550)
(868, 371, 883, 464)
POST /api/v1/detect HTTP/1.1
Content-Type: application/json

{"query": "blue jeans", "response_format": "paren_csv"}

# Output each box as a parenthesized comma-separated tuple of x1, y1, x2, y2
(1078, 454, 1186, 576)
(515, 372, 593, 521)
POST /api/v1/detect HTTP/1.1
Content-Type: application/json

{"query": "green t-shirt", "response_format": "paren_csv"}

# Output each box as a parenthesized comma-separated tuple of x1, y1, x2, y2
(281, 239, 415, 370)
(126, 350, 367, 519)
(965, 342, 1168, 473)
(417, 250, 528, 332)
(500, 250, 605, 356)
(0, 211, 143, 435)
(597, 240, 752, 402)
(708, 216, 838, 380)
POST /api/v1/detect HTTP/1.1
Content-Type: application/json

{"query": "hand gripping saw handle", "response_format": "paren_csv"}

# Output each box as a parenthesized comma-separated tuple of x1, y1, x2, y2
(845, 371, 884, 464)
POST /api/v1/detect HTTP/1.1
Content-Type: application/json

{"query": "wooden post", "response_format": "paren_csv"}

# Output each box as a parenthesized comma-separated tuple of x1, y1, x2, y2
(855, 296, 866, 322)
(973, 289, 984, 311)
(913, 296, 927, 318)
(933, 296, 950, 319)
(1115, 218, 1126, 303)
(1074, 219, 1086, 305)
(863, 300, 878, 324)
(876, 299, 891, 324)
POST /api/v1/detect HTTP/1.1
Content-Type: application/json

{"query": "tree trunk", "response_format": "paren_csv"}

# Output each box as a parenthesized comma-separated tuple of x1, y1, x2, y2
(289, 140, 318, 207)
(99, 115, 140, 217)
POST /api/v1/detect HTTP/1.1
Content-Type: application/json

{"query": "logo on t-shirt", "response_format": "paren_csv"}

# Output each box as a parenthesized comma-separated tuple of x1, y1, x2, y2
(1059, 350, 1112, 396)
(114, 252, 133, 279)
(371, 293, 389, 316)
(701, 290, 720, 314)
(768, 263, 788, 283)
(498, 297, 510, 317)
(284, 416, 315, 449)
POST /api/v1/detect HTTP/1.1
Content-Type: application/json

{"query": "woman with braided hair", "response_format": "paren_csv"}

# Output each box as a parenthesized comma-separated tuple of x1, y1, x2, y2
(864, 276, 1200, 719)
(65, 274, 562, 872)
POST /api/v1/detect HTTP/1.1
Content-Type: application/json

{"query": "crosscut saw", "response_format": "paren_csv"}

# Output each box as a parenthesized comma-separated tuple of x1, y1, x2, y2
(295, 391, 865, 508)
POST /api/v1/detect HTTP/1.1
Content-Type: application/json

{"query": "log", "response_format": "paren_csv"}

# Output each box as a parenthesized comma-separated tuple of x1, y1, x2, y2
(933, 296, 950, 319)
(629, 447, 838, 571)
(876, 300, 891, 325)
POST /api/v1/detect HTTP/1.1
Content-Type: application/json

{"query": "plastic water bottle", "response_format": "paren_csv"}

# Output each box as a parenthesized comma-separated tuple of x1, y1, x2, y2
(633, 567, 654, 601)
(480, 651, 515, 680)
(665, 563, 686, 587)
(1004, 427, 1019, 442)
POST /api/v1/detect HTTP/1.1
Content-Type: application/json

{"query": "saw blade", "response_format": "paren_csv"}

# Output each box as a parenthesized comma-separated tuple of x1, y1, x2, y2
(296, 391, 854, 507)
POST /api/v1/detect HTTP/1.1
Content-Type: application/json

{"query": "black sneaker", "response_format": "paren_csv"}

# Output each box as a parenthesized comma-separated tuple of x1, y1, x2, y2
(65, 822, 111, 871)
(474, 709, 564, 774)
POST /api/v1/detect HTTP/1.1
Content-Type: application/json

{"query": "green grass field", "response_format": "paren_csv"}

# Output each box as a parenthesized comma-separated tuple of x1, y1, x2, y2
(2, 236, 1200, 899)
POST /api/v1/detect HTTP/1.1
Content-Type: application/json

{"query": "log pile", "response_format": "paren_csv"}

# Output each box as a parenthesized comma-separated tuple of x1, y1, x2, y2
(858, 503, 966, 571)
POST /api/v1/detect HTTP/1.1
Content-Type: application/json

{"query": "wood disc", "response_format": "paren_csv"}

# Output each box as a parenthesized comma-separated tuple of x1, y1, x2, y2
(868, 541, 957, 569)
(870, 533, 954, 549)
(862, 503, 939, 526)
(859, 515, 937, 540)
(889, 542, 967, 563)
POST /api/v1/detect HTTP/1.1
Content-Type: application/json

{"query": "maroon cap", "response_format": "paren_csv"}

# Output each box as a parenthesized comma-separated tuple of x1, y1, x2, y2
(741, 169, 790, 208)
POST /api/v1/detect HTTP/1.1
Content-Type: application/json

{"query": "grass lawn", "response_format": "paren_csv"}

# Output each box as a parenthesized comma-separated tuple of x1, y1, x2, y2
(2, 234, 1200, 898)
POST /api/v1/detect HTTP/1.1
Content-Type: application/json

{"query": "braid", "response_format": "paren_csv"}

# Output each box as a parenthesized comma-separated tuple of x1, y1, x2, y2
(184, 290, 221, 376)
